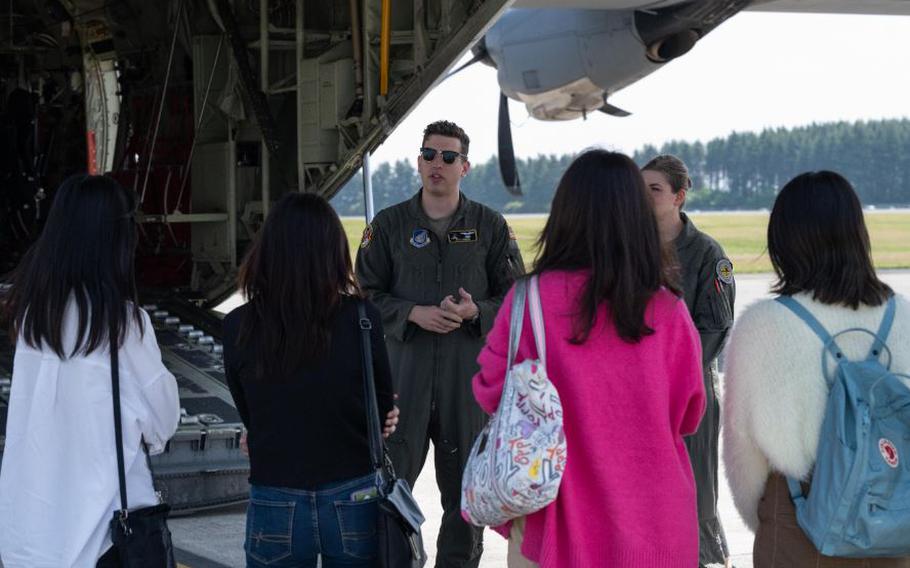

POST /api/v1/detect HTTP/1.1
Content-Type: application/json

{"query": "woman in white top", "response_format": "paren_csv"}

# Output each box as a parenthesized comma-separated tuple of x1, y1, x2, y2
(0, 175, 180, 568)
(722, 171, 910, 567)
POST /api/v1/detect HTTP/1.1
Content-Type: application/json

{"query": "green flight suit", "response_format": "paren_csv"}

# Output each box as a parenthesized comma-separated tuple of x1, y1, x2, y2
(355, 190, 523, 568)
(674, 212, 736, 567)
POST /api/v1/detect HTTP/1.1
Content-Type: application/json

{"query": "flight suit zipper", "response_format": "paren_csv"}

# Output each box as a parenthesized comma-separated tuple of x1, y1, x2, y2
(432, 226, 445, 415)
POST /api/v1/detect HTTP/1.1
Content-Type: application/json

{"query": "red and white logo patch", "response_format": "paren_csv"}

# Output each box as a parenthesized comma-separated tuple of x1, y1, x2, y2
(879, 438, 899, 468)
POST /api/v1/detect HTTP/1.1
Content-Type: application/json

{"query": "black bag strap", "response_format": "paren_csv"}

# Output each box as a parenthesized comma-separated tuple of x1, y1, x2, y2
(110, 322, 130, 525)
(356, 301, 385, 475)
(110, 321, 158, 532)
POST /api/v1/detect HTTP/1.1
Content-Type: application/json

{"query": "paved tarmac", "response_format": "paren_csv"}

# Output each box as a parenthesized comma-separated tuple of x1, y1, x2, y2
(165, 270, 910, 567)
(5, 271, 909, 568)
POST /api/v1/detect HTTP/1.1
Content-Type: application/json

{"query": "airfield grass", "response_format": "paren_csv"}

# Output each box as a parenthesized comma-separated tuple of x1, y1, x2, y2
(342, 211, 910, 274)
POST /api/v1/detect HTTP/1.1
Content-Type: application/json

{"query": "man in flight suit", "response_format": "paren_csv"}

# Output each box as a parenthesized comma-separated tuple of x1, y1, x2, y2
(356, 120, 523, 567)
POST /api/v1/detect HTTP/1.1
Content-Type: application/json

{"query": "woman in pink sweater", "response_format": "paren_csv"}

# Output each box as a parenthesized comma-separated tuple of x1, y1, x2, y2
(472, 150, 706, 567)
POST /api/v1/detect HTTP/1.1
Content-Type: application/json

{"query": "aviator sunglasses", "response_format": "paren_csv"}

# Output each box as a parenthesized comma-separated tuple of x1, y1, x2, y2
(419, 147, 467, 164)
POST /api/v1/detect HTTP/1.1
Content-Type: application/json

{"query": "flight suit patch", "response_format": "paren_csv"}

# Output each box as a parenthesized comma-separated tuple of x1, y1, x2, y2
(447, 228, 477, 243)
(507, 225, 517, 241)
(359, 225, 373, 249)
(715, 258, 734, 285)
(410, 228, 431, 248)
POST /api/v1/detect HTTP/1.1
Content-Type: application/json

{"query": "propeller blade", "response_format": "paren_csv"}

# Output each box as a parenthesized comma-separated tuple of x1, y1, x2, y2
(443, 38, 493, 80)
(498, 92, 522, 196)
(443, 51, 486, 80)
(599, 101, 632, 117)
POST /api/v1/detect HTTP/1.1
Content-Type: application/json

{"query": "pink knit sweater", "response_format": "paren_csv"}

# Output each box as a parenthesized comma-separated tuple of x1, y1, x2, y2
(472, 270, 705, 567)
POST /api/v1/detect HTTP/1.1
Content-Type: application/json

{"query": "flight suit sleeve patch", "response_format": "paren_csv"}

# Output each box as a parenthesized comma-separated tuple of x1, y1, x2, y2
(507, 224, 517, 241)
(359, 224, 373, 249)
(715, 258, 734, 285)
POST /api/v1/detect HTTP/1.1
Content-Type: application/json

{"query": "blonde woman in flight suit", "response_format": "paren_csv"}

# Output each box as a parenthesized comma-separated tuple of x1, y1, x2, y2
(643, 155, 735, 568)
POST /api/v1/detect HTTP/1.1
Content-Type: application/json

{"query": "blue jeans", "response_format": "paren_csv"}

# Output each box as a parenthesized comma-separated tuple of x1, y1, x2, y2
(245, 474, 380, 567)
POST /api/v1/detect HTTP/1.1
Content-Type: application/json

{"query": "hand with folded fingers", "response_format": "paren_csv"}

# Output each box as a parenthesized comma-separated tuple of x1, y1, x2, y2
(441, 287, 479, 322)
(408, 305, 462, 334)
(383, 401, 400, 439)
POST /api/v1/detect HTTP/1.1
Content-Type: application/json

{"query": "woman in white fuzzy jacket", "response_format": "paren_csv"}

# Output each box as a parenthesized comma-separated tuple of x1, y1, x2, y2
(722, 170, 910, 567)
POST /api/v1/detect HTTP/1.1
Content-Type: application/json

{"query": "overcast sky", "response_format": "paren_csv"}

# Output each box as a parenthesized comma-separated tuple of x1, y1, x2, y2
(368, 11, 910, 167)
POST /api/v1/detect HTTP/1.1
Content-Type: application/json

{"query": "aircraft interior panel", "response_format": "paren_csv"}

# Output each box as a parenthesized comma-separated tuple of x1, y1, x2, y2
(0, 0, 513, 510)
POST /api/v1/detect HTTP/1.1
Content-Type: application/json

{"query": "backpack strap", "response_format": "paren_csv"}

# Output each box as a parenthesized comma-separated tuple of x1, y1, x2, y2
(775, 296, 844, 364)
(868, 295, 896, 361)
(786, 476, 809, 508)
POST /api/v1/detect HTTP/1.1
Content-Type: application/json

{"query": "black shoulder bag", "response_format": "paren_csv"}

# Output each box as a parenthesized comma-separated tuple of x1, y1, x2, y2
(108, 327, 176, 568)
(357, 301, 427, 568)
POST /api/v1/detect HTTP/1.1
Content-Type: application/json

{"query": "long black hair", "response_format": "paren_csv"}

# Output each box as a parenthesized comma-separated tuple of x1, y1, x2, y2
(533, 150, 679, 343)
(238, 193, 359, 379)
(769, 170, 891, 308)
(4, 174, 143, 357)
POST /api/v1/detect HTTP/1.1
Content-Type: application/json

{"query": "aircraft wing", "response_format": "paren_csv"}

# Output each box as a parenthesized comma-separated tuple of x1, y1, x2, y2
(514, 0, 910, 15)
(512, 1, 690, 7)
(748, 0, 910, 15)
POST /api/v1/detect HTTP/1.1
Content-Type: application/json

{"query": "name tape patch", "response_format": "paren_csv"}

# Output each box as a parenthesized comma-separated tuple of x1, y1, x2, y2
(447, 228, 477, 243)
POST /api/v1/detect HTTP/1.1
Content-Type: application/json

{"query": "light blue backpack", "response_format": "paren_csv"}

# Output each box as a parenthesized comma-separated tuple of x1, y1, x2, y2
(776, 295, 910, 557)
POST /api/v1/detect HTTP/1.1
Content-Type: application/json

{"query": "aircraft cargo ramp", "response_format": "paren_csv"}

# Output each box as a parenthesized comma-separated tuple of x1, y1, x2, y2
(0, 300, 248, 514)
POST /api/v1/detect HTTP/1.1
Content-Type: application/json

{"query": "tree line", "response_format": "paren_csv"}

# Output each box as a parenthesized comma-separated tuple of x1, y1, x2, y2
(331, 118, 910, 215)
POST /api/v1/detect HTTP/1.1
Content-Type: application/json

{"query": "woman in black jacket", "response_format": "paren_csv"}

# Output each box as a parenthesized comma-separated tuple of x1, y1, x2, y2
(223, 193, 398, 568)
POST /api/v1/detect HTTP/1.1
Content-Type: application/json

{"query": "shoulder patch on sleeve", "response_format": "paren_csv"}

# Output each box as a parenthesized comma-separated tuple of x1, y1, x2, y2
(507, 224, 517, 241)
(716, 258, 734, 285)
(359, 224, 374, 249)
